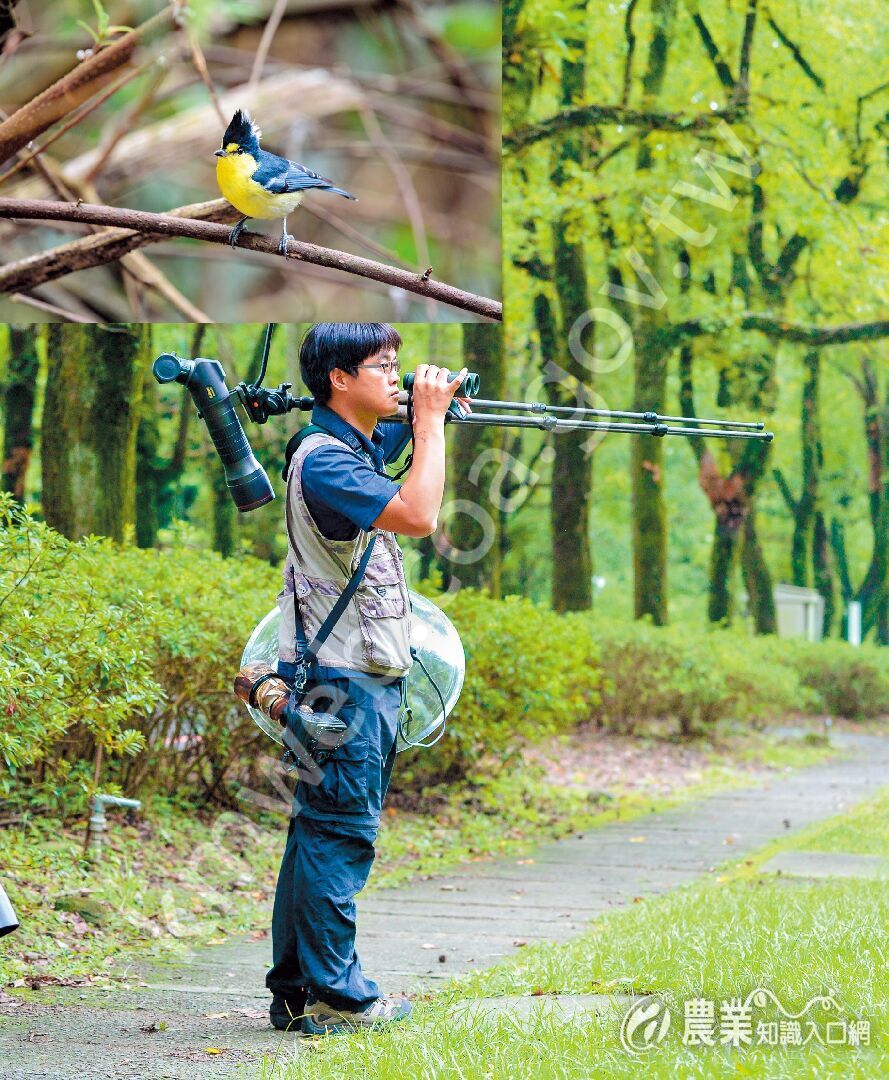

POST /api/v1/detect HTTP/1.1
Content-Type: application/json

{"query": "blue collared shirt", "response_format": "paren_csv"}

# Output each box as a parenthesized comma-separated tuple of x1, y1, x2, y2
(298, 405, 412, 540)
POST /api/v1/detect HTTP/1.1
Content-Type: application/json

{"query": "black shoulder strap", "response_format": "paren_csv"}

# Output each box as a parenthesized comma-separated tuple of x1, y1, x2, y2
(281, 423, 334, 481)
(302, 535, 377, 667)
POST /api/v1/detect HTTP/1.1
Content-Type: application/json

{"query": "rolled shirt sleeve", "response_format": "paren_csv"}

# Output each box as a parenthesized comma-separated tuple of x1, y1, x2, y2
(378, 421, 413, 465)
(301, 444, 401, 532)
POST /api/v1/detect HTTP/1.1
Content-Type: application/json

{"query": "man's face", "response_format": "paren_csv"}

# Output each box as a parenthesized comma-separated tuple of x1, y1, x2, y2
(344, 347, 401, 417)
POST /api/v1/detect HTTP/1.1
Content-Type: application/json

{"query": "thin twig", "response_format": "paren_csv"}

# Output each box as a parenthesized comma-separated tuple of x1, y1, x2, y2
(83, 62, 172, 184)
(0, 198, 502, 319)
(0, 4, 176, 160)
(0, 58, 155, 188)
(9, 292, 94, 321)
(248, 0, 288, 94)
(304, 203, 414, 269)
(188, 30, 226, 126)
(359, 104, 434, 317)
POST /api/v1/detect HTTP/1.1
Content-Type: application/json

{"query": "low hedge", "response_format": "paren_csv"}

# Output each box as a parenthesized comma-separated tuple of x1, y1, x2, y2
(2, 500, 886, 813)
(782, 639, 889, 719)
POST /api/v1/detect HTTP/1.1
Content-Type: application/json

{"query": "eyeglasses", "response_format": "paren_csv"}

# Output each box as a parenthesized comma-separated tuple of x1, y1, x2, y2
(358, 359, 400, 376)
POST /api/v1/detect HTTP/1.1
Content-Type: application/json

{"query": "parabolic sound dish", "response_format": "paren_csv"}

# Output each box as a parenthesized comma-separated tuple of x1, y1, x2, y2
(240, 591, 465, 752)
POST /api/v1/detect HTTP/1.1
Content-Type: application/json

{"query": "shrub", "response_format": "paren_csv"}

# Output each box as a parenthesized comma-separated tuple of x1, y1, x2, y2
(0, 496, 280, 811)
(589, 620, 806, 736)
(4, 498, 886, 815)
(784, 639, 889, 718)
(393, 590, 602, 790)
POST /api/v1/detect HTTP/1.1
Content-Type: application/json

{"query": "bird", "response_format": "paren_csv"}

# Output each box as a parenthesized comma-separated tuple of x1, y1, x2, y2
(214, 110, 357, 255)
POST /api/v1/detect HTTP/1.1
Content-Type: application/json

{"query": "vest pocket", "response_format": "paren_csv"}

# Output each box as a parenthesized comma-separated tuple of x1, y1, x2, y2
(359, 558, 407, 618)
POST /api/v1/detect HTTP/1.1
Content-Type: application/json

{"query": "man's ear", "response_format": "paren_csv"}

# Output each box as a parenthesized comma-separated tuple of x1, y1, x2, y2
(329, 367, 351, 394)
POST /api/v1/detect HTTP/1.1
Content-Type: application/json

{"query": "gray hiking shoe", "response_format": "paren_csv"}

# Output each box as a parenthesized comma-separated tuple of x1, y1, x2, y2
(302, 994, 413, 1035)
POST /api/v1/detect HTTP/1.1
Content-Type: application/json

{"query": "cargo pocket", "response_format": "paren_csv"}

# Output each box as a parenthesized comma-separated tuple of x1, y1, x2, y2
(299, 687, 371, 816)
(357, 557, 408, 667)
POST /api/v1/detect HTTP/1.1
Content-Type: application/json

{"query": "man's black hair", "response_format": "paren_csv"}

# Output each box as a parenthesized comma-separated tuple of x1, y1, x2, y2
(299, 323, 402, 405)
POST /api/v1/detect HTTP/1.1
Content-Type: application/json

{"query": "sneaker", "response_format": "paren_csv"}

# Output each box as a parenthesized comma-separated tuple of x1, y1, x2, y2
(270, 990, 307, 1032)
(302, 994, 413, 1035)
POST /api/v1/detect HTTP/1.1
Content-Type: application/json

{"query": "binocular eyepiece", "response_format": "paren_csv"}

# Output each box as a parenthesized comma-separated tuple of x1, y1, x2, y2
(153, 354, 275, 513)
(402, 370, 479, 397)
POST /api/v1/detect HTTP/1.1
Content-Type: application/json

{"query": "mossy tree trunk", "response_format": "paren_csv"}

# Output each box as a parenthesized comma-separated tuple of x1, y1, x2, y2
(136, 325, 203, 548)
(2, 325, 40, 502)
(853, 359, 889, 642)
(447, 324, 506, 595)
(628, 0, 676, 625)
(632, 321, 669, 624)
(42, 324, 146, 541)
(772, 350, 835, 635)
(546, 7, 594, 614)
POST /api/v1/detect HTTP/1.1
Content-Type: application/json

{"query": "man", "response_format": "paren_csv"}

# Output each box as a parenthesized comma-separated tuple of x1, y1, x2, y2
(266, 323, 468, 1035)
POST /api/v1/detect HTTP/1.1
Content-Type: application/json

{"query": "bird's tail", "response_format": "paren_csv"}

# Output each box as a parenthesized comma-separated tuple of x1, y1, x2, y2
(328, 186, 358, 201)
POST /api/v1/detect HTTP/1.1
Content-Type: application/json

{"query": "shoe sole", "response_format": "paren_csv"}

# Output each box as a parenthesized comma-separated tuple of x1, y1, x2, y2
(301, 1012, 411, 1036)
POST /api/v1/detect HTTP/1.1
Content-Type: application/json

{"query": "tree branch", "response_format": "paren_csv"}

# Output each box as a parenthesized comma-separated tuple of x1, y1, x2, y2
(668, 313, 889, 347)
(766, 12, 825, 91)
(0, 5, 176, 162)
(772, 467, 798, 514)
(689, 11, 735, 92)
(621, 0, 641, 107)
(0, 198, 502, 320)
(504, 102, 744, 152)
(734, 0, 759, 106)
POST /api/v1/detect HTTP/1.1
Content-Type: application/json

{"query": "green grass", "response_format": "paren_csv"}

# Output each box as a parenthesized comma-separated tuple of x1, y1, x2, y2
(0, 729, 840, 989)
(259, 786, 889, 1079)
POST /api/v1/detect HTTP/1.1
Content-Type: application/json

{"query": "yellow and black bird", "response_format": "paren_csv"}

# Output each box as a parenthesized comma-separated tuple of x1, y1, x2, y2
(214, 110, 357, 254)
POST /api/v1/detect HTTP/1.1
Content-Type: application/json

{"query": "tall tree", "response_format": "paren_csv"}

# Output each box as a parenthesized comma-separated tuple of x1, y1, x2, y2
(42, 325, 146, 541)
(136, 325, 203, 548)
(447, 323, 506, 594)
(2, 325, 40, 502)
(773, 351, 836, 635)
(547, 0, 595, 613)
(628, 0, 677, 624)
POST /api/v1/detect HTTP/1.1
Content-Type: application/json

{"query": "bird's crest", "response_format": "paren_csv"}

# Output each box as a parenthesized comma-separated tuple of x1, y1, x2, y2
(222, 109, 261, 150)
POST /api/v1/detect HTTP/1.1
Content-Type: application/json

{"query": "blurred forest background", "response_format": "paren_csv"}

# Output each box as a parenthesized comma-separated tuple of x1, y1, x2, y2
(503, 0, 888, 641)
(0, 0, 499, 322)
(1, 315, 886, 643)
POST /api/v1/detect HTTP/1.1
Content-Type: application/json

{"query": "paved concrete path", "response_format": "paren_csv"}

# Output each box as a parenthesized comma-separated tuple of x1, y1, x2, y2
(2, 731, 887, 1079)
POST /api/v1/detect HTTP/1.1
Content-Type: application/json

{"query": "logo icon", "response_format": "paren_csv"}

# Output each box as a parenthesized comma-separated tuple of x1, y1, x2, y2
(620, 996, 672, 1054)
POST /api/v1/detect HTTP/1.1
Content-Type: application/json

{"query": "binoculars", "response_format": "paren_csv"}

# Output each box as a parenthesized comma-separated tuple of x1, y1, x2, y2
(403, 370, 479, 397)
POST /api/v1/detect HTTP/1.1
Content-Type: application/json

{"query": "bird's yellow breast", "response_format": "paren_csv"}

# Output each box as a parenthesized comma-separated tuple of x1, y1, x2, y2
(216, 153, 305, 220)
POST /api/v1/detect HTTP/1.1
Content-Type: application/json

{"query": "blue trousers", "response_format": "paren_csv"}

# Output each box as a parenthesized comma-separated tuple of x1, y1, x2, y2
(266, 668, 403, 1010)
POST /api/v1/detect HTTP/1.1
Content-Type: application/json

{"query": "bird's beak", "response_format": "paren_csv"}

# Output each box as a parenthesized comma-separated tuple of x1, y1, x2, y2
(214, 149, 225, 157)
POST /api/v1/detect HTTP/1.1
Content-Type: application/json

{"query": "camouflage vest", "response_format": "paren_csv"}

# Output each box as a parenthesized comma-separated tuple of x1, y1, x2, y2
(277, 431, 412, 676)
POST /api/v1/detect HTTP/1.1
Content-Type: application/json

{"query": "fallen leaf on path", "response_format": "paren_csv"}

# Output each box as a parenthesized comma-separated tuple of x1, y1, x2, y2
(204, 1047, 224, 1055)
(204, 1013, 229, 1020)
(628, 836, 646, 843)
(233, 1008, 267, 1019)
